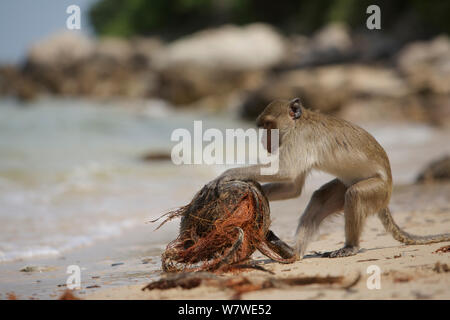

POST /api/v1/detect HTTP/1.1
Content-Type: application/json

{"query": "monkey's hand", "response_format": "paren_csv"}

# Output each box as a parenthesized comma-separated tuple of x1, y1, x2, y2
(212, 167, 257, 196)
(218, 165, 293, 185)
(217, 167, 253, 182)
(211, 170, 236, 195)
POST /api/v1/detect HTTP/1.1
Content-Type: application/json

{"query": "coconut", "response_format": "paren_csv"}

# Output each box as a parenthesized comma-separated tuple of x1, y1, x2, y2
(153, 179, 295, 272)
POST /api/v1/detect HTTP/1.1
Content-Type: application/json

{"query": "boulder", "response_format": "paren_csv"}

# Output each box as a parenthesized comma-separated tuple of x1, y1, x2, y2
(338, 96, 428, 124)
(426, 94, 450, 127)
(0, 66, 37, 100)
(94, 37, 133, 64)
(239, 64, 409, 120)
(397, 35, 450, 94)
(155, 23, 287, 71)
(131, 37, 164, 69)
(313, 23, 353, 54)
(153, 23, 286, 105)
(157, 64, 263, 105)
(27, 31, 94, 68)
(416, 155, 450, 183)
(20, 31, 161, 99)
(284, 23, 356, 68)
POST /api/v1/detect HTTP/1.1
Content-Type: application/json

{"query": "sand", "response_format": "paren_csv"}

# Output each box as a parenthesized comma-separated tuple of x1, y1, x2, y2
(1, 180, 448, 300)
(85, 182, 450, 300)
(1, 120, 449, 300)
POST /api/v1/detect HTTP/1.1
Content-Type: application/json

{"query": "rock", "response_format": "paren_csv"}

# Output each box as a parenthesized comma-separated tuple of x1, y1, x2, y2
(239, 64, 409, 120)
(111, 262, 124, 267)
(2, 35, 81, 99)
(154, 23, 284, 105)
(313, 23, 353, 54)
(416, 155, 450, 183)
(157, 59, 267, 105)
(155, 23, 287, 71)
(0, 66, 37, 100)
(76, 37, 153, 98)
(397, 35, 450, 94)
(94, 37, 133, 64)
(426, 95, 450, 127)
(20, 265, 57, 272)
(157, 63, 236, 105)
(21, 31, 160, 99)
(130, 37, 165, 69)
(338, 96, 428, 124)
(284, 23, 356, 68)
(141, 151, 172, 162)
(345, 65, 409, 98)
(24, 32, 96, 96)
(239, 67, 348, 120)
(20, 266, 39, 272)
(86, 285, 101, 289)
(27, 31, 94, 68)
(353, 32, 401, 61)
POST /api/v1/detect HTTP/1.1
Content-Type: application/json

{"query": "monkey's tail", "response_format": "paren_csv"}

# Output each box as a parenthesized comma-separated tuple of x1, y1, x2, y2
(378, 208, 450, 245)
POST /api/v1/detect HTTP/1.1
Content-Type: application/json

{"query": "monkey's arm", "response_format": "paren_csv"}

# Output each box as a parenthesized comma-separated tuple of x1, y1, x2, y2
(220, 164, 293, 183)
(262, 175, 305, 201)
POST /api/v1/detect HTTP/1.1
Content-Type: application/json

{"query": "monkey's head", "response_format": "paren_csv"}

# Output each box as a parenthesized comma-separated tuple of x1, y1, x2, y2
(256, 98, 304, 152)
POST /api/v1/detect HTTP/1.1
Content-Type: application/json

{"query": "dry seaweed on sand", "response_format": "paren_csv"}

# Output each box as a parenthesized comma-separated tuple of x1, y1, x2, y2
(59, 290, 81, 300)
(152, 179, 295, 272)
(227, 273, 361, 299)
(142, 272, 361, 299)
(7, 292, 18, 300)
(142, 272, 218, 291)
(433, 245, 450, 253)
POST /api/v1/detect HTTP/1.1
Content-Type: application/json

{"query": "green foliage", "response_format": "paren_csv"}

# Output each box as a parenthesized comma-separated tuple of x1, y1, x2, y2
(89, 0, 450, 38)
(90, 0, 216, 37)
(412, 0, 450, 34)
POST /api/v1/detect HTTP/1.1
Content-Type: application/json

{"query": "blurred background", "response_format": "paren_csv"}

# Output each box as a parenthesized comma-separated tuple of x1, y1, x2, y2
(0, 0, 449, 264)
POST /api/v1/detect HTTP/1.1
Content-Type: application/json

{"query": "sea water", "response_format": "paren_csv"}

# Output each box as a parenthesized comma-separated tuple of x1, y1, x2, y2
(0, 97, 240, 262)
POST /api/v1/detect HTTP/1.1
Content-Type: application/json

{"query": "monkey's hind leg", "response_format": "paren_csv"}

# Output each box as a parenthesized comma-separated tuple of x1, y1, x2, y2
(295, 179, 347, 258)
(323, 177, 389, 258)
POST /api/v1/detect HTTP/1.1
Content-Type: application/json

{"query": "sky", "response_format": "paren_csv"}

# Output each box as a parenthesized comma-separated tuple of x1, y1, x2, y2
(0, 0, 99, 64)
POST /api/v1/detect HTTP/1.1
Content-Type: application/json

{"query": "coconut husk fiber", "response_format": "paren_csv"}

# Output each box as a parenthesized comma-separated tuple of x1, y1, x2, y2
(153, 179, 296, 272)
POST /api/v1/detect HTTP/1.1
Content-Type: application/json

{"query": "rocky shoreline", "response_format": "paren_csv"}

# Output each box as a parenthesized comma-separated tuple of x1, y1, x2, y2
(0, 23, 449, 126)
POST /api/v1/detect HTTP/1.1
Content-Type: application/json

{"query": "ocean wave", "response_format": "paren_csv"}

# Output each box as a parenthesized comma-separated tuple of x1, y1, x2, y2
(0, 218, 140, 263)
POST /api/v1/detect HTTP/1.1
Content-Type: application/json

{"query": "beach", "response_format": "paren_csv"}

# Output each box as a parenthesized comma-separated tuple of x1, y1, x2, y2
(84, 182, 450, 300)
(1, 0, 450, 303)
(1, 179, 449, 300)
(0, 98, 449, 300)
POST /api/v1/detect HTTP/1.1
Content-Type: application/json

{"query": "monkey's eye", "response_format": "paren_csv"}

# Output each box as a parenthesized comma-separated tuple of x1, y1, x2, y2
(263, 120, 275, 130)
(257, 118, 275, 129)
(289, 98, 302, 120)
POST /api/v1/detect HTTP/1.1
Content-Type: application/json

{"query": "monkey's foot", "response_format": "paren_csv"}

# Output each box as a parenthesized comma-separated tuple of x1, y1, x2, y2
(322, 246, 359, 258)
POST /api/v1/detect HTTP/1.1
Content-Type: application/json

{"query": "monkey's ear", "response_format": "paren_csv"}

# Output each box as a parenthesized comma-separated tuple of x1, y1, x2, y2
(289, 98, 302, 120)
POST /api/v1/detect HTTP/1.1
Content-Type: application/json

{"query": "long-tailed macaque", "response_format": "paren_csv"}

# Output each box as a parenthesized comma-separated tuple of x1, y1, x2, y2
(219, 98, 450, 259)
